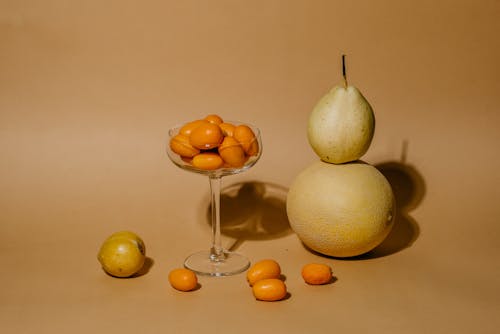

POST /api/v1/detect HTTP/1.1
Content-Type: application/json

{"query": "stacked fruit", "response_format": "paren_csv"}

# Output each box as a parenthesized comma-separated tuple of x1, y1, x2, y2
(169, 114, 259, 170)
(286, 56, 396, 258)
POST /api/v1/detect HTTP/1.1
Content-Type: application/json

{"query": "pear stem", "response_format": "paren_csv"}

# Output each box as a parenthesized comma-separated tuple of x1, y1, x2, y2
(342, 54, 348, 88)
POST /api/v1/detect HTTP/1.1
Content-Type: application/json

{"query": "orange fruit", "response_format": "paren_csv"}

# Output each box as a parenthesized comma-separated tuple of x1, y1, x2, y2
(168, 268, 198, 291)
(301, 263, 332, 285)
(170, 134, 200, 158)
(189, 122, 224, 150)
(192, 152, 224, 170)
(219, 122, 236, 137)
(252, 278, 287, 301)
(246, 259, 281, 286)
(233, 125, 259, 156)
(204, 114, 224, 125)
(218, 136, 247, 167)
(179, 119, 208, 137)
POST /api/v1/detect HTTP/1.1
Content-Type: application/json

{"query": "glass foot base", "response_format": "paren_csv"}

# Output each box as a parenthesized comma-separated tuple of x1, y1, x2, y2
(184, 250, 250, 276)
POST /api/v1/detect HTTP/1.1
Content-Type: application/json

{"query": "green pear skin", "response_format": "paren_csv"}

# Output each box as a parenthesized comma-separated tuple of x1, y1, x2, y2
(307, 85, 375, 164)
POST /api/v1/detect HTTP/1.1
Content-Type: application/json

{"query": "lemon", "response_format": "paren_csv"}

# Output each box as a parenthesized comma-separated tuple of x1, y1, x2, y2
(105, 231, 146, 253)
(97, 231, 146, 278)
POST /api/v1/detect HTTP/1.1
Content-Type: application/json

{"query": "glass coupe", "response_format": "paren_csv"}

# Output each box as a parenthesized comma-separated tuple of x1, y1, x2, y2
(166, 122, 262, 276)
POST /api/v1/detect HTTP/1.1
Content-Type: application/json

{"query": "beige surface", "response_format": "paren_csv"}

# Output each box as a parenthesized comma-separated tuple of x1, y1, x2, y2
(1, 0, 499, 333)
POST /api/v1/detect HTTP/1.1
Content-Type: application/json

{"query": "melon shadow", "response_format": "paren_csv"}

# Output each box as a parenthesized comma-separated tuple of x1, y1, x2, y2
(369, 160, 425, 257)
(205, 181, 292, 251)
(350, 159, 425, 260)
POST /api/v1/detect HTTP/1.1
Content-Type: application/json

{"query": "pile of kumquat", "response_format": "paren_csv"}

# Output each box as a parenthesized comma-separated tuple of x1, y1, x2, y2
(169, 114, 259, 170)
(245, 260, 334, 302)
(247, 259, 287, 302)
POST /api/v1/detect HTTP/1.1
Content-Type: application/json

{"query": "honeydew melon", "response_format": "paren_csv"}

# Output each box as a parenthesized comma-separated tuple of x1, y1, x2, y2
(286, 160, 395, 257)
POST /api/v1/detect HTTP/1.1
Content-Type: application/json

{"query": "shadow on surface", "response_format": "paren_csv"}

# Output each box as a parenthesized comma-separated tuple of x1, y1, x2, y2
(367, 160, 425, 258)
(134, 257, 154, 277)
(206, 181, 292, 251)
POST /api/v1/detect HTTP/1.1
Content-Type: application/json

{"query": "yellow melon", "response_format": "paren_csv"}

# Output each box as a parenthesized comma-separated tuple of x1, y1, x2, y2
(286, 160, 395, 257)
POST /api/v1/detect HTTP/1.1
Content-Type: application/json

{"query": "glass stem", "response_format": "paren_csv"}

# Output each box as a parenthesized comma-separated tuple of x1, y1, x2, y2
(209, 175, 225, 262)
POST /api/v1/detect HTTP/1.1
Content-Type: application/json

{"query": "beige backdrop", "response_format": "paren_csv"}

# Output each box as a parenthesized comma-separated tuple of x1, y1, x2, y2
(1, 0, 499, 333)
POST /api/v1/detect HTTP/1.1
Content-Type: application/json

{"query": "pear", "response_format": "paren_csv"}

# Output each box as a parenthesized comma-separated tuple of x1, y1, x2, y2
(307, 56, 375, 164)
